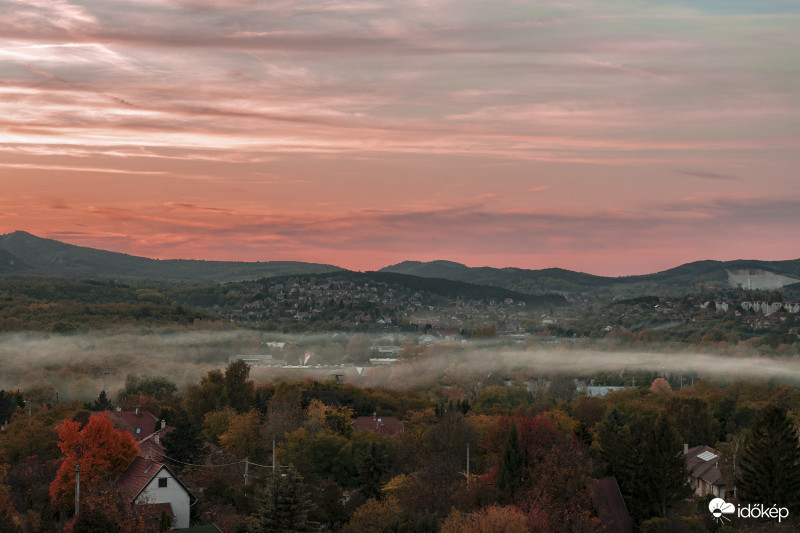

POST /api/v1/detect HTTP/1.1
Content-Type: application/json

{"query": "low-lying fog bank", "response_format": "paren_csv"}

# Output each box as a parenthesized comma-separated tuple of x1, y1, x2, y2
(1, 330, 796, 402)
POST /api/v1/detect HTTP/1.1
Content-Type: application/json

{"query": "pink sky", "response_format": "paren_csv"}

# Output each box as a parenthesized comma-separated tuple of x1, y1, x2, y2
(1, 0, 799, 275)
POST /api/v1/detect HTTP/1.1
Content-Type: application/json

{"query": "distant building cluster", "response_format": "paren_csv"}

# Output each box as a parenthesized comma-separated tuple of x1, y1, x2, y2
(739, 301, 800, 315)
(226, 275, 536, 333)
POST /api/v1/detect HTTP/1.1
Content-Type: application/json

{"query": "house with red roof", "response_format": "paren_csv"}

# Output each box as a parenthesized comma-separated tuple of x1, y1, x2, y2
(685, 444, 727, 498)
(110, 407, 159, 440)
(109, 408, 173, 461)
(114, 456, 195, 529)
(138, 424, 174, 461)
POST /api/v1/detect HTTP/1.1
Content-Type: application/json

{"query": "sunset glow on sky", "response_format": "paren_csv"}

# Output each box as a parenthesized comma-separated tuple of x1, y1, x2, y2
(1, 0, 799, 275)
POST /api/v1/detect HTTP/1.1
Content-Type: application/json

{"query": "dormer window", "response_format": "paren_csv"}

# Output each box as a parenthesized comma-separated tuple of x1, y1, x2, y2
(135, 427, 141, 434)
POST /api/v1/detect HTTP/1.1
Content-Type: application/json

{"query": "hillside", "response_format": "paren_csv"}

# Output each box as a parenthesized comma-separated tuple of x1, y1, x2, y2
(3, 231, 799, 299)
(381, 259, 800, 298)
(0, 231, 343, 284)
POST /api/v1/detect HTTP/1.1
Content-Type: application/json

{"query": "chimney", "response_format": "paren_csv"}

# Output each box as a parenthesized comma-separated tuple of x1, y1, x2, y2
(135, 407, 139, 415)
(161, 419, 166, 429)
(684, 443, 689, 455)
(154, 432, 160, 444)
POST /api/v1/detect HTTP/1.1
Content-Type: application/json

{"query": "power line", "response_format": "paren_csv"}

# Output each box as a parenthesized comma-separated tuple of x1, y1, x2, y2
(246, 460, 276, 469)
(149, 449, 243, 468)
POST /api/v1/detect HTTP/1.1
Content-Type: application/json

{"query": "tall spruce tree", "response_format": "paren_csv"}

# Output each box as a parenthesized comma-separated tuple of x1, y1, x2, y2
(497, 420, 526, 504)
(641, 413, 691, 518)
(597, 409, 690, 524)
(597, 409, 636, 481)
(253, 466, 312, 533)
(357, 439, 391, 500)
(737, 405, 800, 514)
(88, 389, 113, 411)
(161, 409, 207, 468)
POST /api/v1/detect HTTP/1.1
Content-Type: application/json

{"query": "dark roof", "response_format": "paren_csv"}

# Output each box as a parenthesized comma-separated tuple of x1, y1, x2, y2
(685, 445, 726, 487)
(109, 410, 159, 440)
(114, 456, 165, 502)
(114, 456, 195, 504)
(138, 426, 174, 460)
(353, 415, 403, 435)
(592, 477, 633, 533)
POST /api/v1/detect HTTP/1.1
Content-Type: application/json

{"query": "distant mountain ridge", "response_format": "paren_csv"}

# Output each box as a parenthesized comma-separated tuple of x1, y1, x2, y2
(380, 259, 800, 297)
(0, 231, 343, 284)
(2, 231, 799, 297)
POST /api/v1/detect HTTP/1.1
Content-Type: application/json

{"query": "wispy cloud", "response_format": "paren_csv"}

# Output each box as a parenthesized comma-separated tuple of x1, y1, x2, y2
(678, 169, 741, 181)
(0, 0, 797, 273)
(5, 191, 795, 275)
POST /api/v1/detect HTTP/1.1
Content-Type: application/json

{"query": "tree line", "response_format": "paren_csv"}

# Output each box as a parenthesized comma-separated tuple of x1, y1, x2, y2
(3, 361, 800, 531)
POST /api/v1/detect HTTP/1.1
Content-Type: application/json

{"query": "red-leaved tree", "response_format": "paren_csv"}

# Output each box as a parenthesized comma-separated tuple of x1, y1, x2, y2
(49, 412, 139, 505)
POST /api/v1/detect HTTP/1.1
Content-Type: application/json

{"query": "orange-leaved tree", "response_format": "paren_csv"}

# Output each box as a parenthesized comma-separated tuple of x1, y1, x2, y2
(49, 412, 139, 505)
(440, 505, 529, 533)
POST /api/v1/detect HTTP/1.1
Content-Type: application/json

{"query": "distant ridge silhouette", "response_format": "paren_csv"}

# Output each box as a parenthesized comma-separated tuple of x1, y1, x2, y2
(2, 230, 799, 296)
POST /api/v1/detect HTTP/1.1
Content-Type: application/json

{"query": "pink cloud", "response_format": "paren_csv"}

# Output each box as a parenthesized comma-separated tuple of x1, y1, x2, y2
(1, 0, 797, 275)
(2, 193, 797, 276)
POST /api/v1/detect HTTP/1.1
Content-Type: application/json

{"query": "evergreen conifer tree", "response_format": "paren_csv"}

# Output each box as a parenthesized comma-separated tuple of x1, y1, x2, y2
(88, 390, 113, 411)
(162, 409, 207, 467)
(497, 420, 526, 504)
(597, 410, 690, 523)
(597, 409, 635, 480)
(253, 466, 312, 533)
(641, 413, 691, 518)
(357, 440, 390, 500)
(737, 405, 800, 514)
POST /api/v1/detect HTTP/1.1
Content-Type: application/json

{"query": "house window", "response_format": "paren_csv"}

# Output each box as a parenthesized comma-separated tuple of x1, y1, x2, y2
(158, 478, 168, 488)
(135, 427, 141, 434)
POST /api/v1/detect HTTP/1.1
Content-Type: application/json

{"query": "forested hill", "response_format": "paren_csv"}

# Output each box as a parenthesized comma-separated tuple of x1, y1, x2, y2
(4, 231, 799, 299)
(0, 231, 343, 283)
(381, 259, 800, 298)
(266, 270, 566, 308)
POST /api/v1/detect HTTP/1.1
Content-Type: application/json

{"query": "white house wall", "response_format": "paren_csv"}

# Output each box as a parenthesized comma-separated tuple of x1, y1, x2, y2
(135, 469, 191, 529)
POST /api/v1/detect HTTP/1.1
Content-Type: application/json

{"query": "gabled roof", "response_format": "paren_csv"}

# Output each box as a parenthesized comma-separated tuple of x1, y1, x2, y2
(685, 445, 726, 487)
(109, 410, 159, 440)
(592, 477, 633, 533)
(115, 456, 165, 502)
(353, 415, 403, 435)
(114, 456, 195, 504)
(138, 426, 174, 460)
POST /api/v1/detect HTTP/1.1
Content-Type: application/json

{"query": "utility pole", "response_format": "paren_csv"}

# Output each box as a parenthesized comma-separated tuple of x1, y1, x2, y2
(272, 436, 276, 471)
(74, 464, 80, 516)
(244, 457, 249, 486)
(103, 360, 110, 394)
(466, 442, 470, 485)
